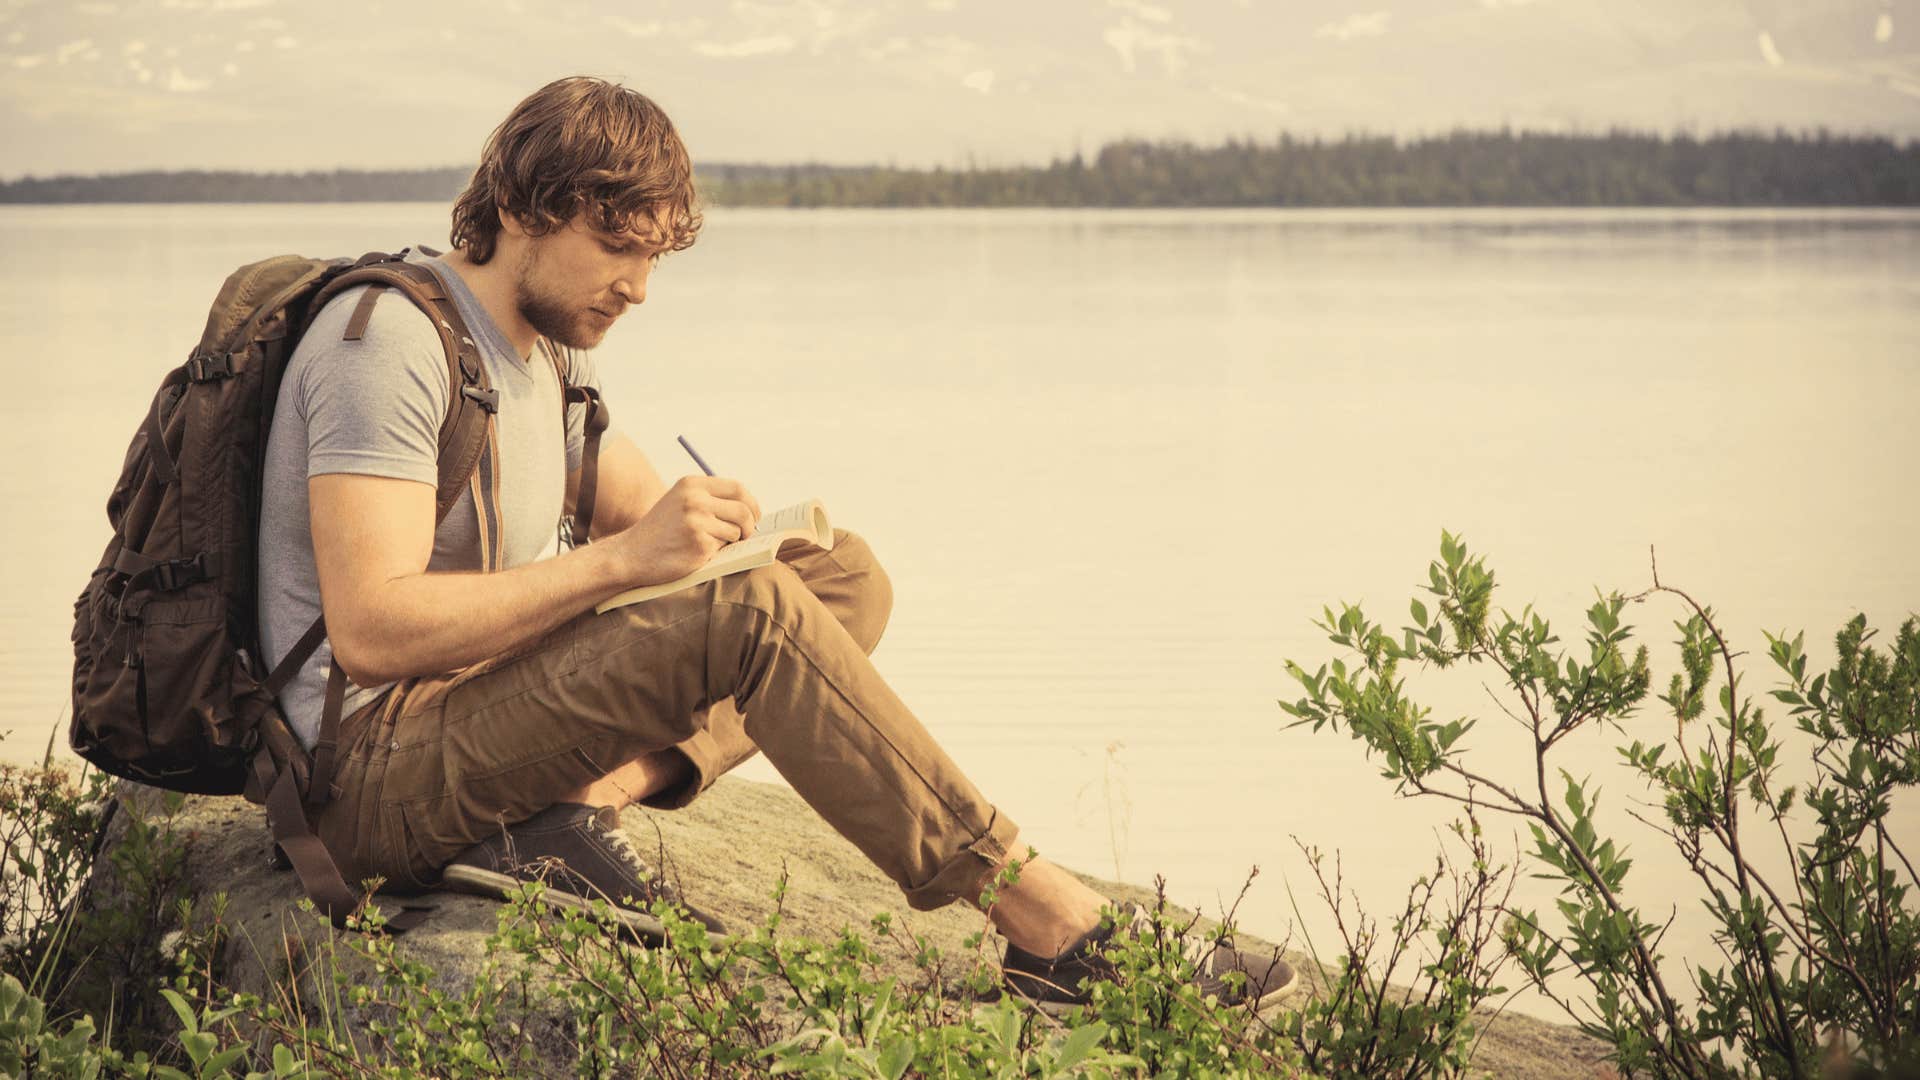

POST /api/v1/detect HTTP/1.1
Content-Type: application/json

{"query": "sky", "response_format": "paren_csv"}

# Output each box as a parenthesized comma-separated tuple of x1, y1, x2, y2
(1, 0, 1917, 179)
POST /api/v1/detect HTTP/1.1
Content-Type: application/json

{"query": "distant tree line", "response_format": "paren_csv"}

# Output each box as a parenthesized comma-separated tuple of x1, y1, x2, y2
(704, 131, 1920, 206)
(4, 130, 1915, 207)
(0, 167, 471, 204)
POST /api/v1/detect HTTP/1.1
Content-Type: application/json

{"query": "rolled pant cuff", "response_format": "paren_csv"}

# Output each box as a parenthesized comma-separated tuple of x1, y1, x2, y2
(900, 808, 1022, 912)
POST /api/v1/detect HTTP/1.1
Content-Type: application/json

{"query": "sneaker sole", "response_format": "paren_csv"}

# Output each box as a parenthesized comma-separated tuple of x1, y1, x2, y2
(439, 864, 669, 944)
(1249, 963, 1303, 1014)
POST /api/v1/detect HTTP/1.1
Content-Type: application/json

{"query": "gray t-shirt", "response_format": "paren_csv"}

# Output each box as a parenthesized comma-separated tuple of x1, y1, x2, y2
(257, 253, 608, 748)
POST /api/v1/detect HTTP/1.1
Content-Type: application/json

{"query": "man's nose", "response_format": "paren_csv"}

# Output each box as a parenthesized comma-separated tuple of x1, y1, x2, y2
(612, 264, 650, 306)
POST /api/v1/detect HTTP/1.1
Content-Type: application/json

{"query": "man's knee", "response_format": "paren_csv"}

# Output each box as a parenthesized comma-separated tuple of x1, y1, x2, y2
(720, 560, 825, 632)
(827, 529, 894, 654)
(720, 531, 893, 652)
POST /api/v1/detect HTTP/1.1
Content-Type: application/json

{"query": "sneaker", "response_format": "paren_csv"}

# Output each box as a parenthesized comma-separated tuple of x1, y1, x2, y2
(438, 802, 726, 942)
(1002, 903, 1299, 1017)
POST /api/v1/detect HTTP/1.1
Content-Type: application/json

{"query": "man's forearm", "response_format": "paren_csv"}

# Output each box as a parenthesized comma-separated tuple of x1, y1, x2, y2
(330, 540, 631, 686)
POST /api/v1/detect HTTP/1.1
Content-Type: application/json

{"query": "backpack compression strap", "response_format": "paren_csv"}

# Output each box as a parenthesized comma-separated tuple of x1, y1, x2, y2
(257, 251, 500, 930)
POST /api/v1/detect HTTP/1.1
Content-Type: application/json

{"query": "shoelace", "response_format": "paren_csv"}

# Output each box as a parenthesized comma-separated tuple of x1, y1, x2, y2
(588, 812, 674, 901)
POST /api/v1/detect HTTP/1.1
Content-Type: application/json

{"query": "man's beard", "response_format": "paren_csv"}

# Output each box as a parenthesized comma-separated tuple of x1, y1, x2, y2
(513, 244, 600, 350)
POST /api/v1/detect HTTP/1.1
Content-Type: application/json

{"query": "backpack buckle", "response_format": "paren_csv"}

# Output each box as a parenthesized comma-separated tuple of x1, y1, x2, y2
(185, 352, 235, 383)
(153, 552, 215, 592)
(460, 384, 499, 414)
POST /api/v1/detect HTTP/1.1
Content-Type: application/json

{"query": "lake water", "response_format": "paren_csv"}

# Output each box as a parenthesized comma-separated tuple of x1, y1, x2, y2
(2, 204, 1916, 1022)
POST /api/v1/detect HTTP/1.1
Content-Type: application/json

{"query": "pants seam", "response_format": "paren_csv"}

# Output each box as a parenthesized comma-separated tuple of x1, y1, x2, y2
(712, 595, 984, 836)
(425, 607, 712, 741)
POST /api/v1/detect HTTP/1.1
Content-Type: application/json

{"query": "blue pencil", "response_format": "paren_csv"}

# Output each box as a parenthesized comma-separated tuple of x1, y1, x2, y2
(677, 435, 716, 477)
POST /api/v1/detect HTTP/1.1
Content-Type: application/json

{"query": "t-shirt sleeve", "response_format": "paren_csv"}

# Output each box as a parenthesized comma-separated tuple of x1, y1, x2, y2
(561, 346, 615, 472)
(294, 286, 449, 487)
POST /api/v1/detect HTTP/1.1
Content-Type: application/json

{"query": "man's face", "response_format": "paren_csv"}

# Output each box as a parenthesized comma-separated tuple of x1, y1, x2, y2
(512, 214, 662, 350)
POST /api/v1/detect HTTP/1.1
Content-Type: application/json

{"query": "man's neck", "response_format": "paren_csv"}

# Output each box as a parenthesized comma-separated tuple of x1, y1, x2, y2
(439, 248, 539, 359)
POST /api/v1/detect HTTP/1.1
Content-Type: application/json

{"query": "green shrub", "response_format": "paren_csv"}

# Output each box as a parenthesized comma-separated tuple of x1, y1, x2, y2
(0, 741, 113, 988)
(1282, 532, 1920, 1078)
(198, 867, 1310, 1078)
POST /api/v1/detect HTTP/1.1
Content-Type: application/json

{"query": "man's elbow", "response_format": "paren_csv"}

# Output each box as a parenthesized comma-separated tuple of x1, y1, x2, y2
(327, 628, 400, 688)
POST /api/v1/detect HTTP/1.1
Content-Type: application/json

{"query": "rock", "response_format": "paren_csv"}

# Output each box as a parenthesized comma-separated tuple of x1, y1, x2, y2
(82, 777, 1609, 1078)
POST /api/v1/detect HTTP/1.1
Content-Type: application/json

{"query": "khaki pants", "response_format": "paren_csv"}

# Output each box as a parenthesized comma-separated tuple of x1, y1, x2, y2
(315, 530, 1018, 911)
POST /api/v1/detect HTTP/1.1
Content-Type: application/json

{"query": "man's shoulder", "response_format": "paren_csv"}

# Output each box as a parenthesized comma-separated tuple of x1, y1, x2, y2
(284, 282, 456, 417)
(300, 281, 447, 355)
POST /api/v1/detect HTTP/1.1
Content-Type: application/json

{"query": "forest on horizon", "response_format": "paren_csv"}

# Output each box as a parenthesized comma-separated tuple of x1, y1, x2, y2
(3, 129, 1916, 207)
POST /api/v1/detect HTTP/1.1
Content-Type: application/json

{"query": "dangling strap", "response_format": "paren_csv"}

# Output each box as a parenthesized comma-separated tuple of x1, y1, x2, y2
(306, 661, 347, 811)
(342, 284, 386, 341)
(255, 740, 433, 932)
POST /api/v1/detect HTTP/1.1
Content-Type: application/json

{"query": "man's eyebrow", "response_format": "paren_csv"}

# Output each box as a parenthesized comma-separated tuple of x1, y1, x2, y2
(599, 232, 664, 256)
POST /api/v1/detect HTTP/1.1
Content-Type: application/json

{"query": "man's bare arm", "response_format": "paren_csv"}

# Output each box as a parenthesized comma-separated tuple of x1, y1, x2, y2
(312, 470, 760, 686)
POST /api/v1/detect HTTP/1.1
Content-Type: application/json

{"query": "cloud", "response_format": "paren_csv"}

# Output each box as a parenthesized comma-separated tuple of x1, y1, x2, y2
(961, 68, 993, 93)
(1210, 82, 1290, 114)
(271, 34, 296, 48)
(74, 2, 117, 14)
(123, 40, 146, 55)
(1108, 0, 1171, 23)
(717, 0, 876, 57)
(693, 35, 795, 58)
(604, 16, 661, 38)
(6, 77, 259, 129)
(1477, 0, 1536, 7)
(54, 38, 92, 64)
(1103, 17, 1202, 75)
(1875, 13, 1893, 44)
(862, 35, 910, 60)
(1757, 29, 1783, 66)
(1316, 11, 1390, 40)
(926, 0, 956, 9)
(166, 66, 209, 91)
(12, 54, 44, 69)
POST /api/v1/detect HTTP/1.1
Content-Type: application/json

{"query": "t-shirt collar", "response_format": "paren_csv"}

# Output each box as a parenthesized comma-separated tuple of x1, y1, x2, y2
(418, 252, 531, 370)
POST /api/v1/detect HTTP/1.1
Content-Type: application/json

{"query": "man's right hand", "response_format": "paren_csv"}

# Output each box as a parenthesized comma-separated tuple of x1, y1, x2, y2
(604, 475, 762, 587)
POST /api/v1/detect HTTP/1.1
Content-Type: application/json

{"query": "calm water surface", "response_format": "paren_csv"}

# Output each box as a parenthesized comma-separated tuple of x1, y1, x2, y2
(2, 205, 1916, 1019)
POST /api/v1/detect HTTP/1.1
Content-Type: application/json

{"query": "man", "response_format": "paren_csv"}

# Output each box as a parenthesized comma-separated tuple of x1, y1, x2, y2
(257, 75, 1293, 1013)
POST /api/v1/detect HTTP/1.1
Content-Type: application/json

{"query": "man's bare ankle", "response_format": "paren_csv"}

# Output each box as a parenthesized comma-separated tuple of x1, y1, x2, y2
(986, 857, 1108, 957)
(567, 749, 693, 811)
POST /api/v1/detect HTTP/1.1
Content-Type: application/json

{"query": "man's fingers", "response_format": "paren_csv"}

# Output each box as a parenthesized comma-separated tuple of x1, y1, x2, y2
(714, 498, 757, 541)
(681, 476, 758, 543)
(702, 477, 759, 535)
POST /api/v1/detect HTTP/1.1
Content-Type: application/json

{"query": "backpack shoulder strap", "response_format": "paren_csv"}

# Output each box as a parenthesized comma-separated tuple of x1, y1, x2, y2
(306, 253, 498, 529)
(258, 251, 499, 932)
(537, 337, 612, 544)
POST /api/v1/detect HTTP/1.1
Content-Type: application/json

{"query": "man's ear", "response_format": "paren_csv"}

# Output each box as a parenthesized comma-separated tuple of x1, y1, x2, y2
(497, 205, 531, 239)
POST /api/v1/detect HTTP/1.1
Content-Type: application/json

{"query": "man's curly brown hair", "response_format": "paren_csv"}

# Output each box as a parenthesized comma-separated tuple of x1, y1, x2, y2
(450, 76, 701, 265)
